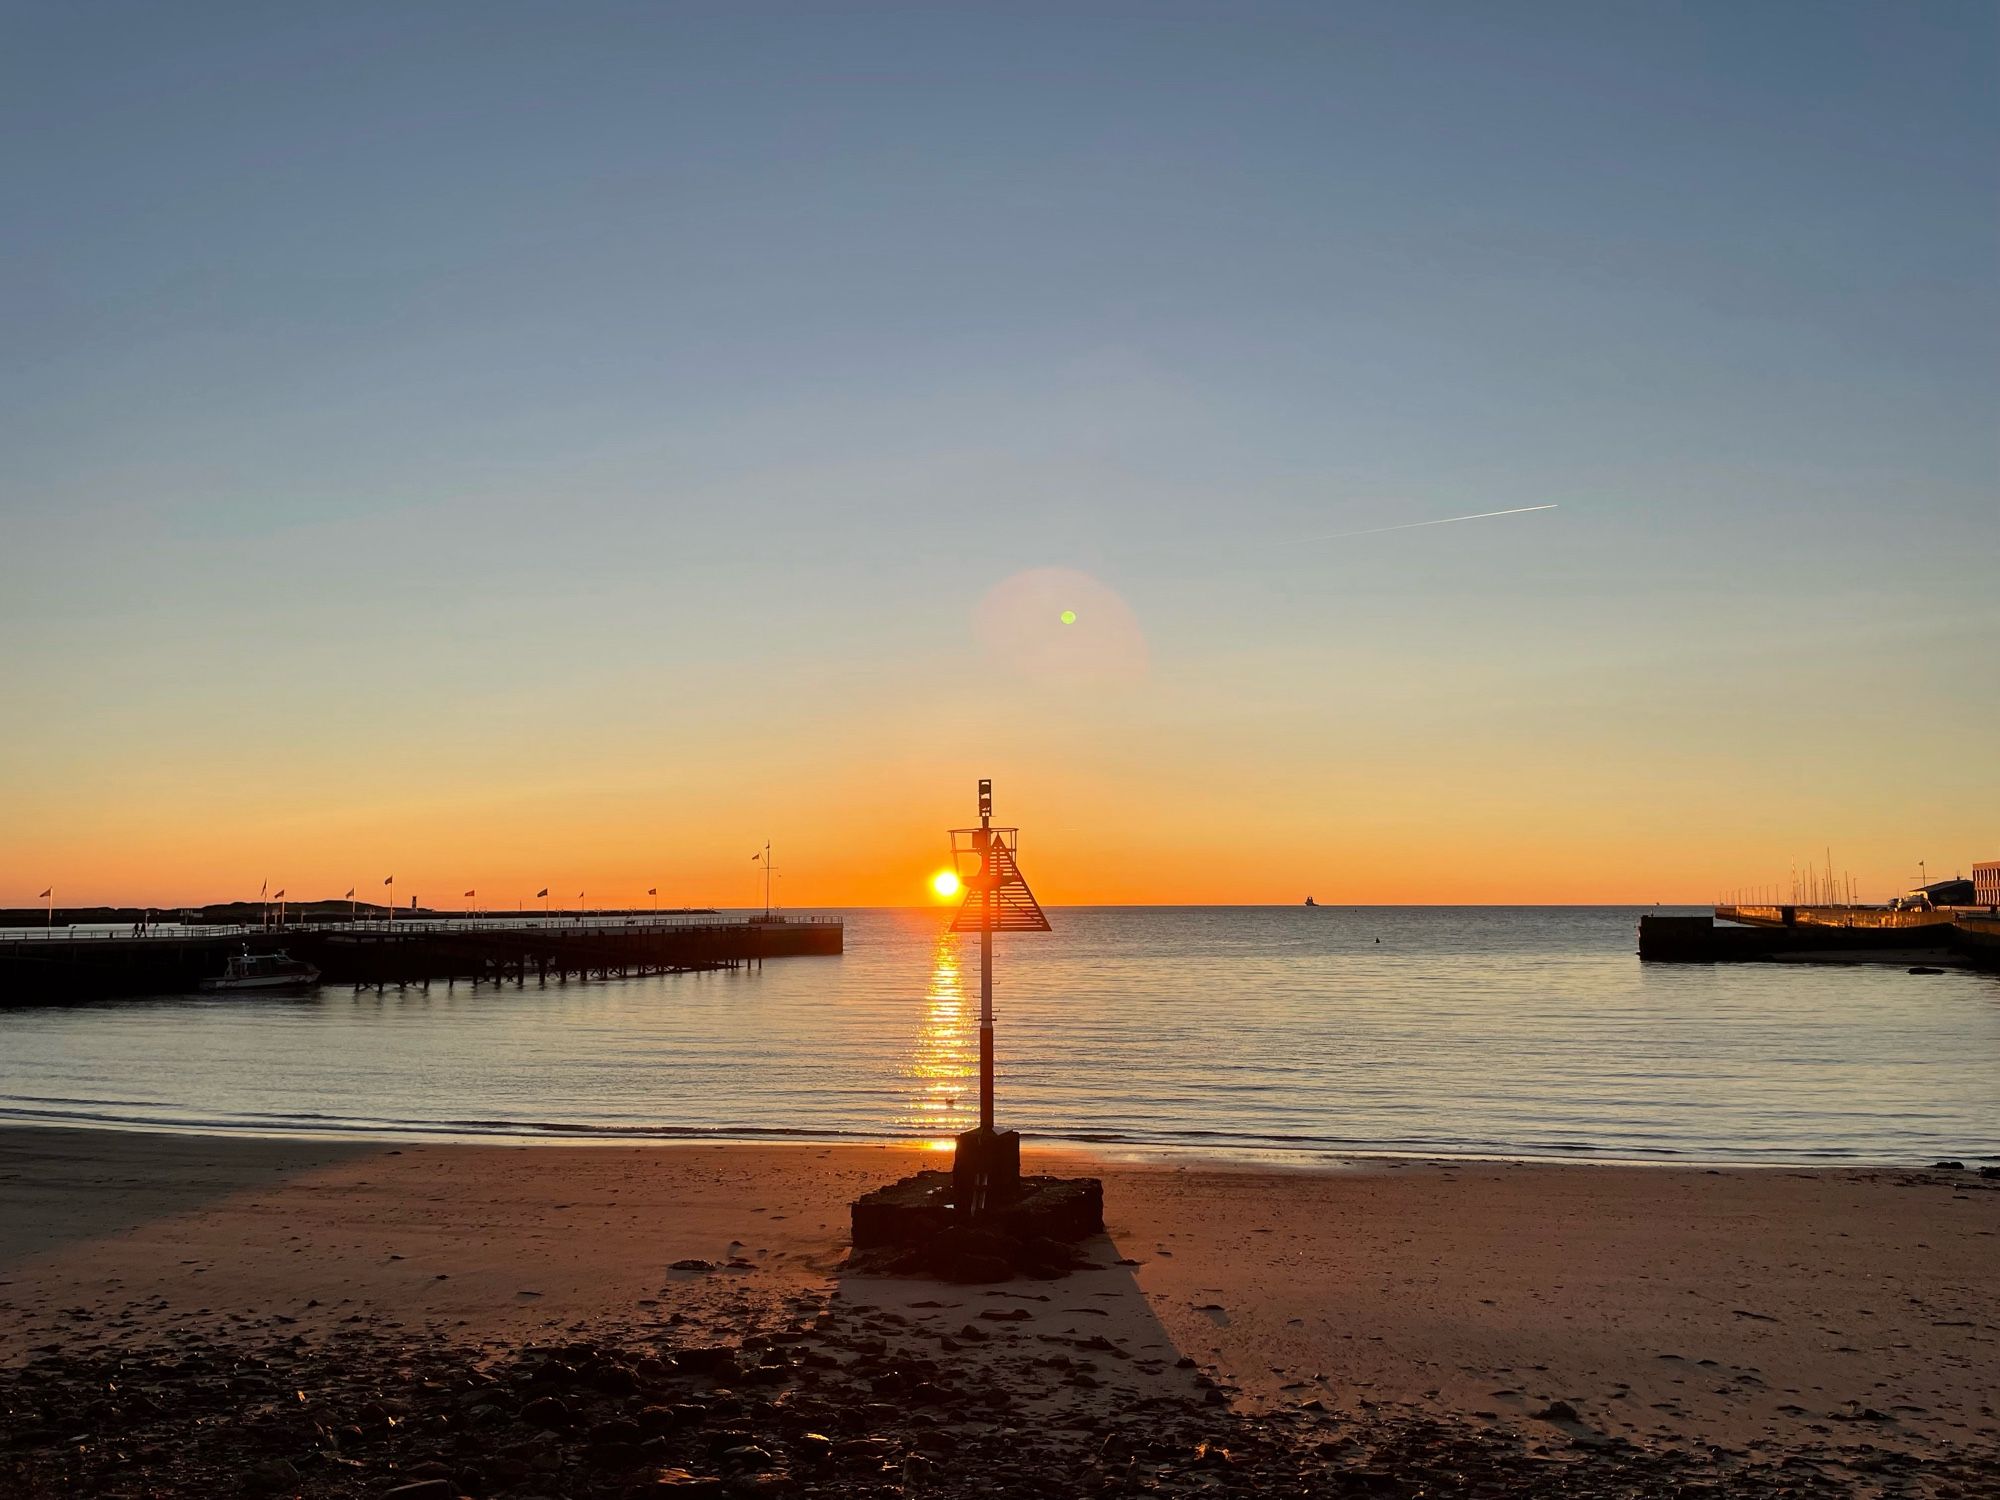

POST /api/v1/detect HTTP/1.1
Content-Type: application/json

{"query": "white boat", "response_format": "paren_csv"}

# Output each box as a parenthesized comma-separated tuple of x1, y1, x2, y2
(200, 948, 321, 992)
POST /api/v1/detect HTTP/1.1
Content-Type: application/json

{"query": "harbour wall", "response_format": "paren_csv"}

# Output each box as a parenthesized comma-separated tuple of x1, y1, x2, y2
(1640, 906, 1997, 966)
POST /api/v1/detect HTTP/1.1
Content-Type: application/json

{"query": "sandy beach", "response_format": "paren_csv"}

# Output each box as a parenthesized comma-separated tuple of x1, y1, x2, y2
(2, 1127, 1995, 1496)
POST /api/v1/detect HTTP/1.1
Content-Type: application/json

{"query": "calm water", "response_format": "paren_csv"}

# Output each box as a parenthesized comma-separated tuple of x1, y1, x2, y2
(2, 908, 1996, 1165)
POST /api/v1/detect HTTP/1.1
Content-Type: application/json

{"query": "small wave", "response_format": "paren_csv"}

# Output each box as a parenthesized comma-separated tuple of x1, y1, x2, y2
(0, 1100, 1903, 1168)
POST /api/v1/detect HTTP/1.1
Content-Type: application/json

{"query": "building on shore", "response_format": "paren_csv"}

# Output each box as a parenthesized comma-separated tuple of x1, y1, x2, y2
(1975, 860, 1999, 908)
(1893, 877, 1977, 911)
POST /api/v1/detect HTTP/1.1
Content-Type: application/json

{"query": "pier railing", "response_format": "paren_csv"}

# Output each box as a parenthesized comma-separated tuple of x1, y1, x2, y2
(0, 914, 841, 942)
(1714, 903, 1958, 931)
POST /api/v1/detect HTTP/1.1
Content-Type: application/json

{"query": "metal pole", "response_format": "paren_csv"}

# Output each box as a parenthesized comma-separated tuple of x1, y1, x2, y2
(979, 819, 994, 1134)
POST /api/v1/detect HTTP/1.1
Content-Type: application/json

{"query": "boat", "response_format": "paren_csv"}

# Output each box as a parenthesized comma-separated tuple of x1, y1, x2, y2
(1304, 896, 1317, 907)
(200, 948, 321, 992)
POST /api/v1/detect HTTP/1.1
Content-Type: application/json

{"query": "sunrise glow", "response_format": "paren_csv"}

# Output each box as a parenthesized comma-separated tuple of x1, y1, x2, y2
(931, 870, 961, 899)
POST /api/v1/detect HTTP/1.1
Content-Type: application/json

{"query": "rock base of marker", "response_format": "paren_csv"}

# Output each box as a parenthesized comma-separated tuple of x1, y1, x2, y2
(848, 1170, 1104, 1282)
(952, 1124, 1022, 1207)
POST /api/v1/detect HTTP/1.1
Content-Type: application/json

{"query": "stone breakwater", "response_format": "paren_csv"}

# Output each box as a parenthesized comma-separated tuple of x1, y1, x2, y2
(5, 1292, 1983, 1498)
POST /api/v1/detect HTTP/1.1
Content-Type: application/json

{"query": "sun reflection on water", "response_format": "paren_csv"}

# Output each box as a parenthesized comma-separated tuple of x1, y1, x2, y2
(897, 930, 973, 1144)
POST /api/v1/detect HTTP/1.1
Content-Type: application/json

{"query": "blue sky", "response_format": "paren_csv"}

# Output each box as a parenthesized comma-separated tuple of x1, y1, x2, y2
(3, 2, 1995, 903)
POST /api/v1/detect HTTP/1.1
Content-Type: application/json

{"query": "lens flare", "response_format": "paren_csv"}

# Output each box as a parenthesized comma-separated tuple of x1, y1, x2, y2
(976, 567, 1146, 685)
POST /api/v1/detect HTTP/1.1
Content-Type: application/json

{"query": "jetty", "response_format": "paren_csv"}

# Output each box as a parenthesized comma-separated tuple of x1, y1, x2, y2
(0, 915, 842, 1006)
(1639, 903, 1996, 966)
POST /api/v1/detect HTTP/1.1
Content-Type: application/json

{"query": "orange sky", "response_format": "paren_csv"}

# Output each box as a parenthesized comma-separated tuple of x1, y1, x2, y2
(5, 701, 1984, 909)
(2, 491, 1989, 915)
(5, 576, 1991, 910)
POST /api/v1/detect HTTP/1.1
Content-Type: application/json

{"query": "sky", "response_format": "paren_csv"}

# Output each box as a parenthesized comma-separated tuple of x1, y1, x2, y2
(2, 1, 1995, 908)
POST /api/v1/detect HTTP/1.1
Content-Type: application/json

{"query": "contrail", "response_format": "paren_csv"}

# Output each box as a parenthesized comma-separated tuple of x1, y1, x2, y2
(1308, 503, 1559, 541)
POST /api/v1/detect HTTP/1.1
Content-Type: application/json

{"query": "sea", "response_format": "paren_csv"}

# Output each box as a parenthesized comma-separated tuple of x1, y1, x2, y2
(2, 907, 1995, 1166)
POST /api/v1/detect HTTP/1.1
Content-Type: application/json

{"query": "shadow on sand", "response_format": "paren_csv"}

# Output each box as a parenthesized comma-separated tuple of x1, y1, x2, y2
(0, 1125, 378, 1269)
(829, 1227, 1229, 1428)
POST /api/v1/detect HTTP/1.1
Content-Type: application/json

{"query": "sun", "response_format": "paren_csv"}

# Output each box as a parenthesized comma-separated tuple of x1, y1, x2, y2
(931, 869, 961, 899)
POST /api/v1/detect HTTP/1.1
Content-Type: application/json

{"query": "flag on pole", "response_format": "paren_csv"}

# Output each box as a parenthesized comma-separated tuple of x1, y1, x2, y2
(273, 889, 285, 899)
(536, 888, 548, 898)
(463, 890, 475, 898)
(38, 888, 51, 899)
(384, 875, 394, 885)
(750, 852, 761, 861)
(647, 887, 658, 896)
(260, 878, 268, 897)
(344, 888, 355, 899)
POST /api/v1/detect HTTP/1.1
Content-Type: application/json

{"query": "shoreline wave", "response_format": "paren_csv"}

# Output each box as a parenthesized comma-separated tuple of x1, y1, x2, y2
(3, 1100, 1990, 1169)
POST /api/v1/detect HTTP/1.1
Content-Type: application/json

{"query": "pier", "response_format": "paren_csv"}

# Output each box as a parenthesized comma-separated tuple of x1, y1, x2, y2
(0, 916, 842, 1005)
(1639, 904, 1996, 966)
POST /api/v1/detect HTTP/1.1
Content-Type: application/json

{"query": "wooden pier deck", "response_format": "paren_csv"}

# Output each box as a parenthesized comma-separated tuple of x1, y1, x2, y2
(0, 917, 842, 1005)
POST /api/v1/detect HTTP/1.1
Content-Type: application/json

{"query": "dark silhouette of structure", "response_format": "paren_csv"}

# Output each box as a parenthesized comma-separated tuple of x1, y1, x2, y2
(947, 778, 1050, 1210)
(850, 781, 1102, 1271)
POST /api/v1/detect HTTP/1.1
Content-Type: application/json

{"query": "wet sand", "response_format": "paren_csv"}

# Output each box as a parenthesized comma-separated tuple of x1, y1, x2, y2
(2, 1127, 1996, 1494)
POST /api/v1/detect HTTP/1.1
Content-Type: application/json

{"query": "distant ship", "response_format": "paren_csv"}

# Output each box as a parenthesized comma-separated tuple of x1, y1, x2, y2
(1303, 896, 1317, 907)
(200, 948, 321, 992)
